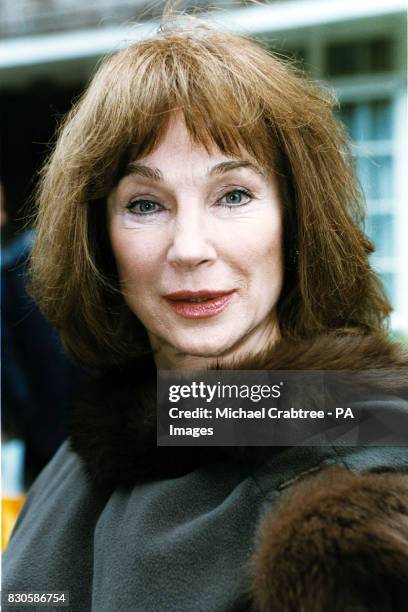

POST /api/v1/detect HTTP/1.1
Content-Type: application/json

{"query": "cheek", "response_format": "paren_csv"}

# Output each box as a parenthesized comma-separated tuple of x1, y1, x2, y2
(264, 225, 283, 268)
(252, 235, 283, 295)
(109, 226, 160, 288)
(227, 214, 283, 275)
(257, 210, 282, 259)
(238, 219, 283, 310)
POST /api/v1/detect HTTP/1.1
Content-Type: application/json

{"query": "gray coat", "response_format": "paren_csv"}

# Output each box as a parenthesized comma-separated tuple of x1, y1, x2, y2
(3, 334, 408, 611)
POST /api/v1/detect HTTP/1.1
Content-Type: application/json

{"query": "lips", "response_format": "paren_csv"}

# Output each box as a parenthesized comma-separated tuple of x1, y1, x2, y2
(165, 290, 233, 301)
(163, 290, 235, 319)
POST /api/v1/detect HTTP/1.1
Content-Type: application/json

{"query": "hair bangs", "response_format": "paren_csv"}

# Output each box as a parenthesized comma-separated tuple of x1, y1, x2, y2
(105, 35, 275, 187)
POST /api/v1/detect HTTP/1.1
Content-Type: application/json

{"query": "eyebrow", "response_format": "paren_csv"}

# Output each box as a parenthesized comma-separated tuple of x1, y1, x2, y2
(122, 159, 266, 182)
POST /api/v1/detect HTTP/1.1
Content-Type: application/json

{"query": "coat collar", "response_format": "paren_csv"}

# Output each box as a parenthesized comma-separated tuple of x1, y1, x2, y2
(69, 333, 408, 488)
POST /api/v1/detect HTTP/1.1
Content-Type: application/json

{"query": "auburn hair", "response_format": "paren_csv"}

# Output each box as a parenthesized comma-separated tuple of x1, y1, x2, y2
(29, 16, 391, 367)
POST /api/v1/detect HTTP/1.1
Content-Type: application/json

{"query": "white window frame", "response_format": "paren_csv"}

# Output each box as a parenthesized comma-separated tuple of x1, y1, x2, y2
(263, 16, 407, 332)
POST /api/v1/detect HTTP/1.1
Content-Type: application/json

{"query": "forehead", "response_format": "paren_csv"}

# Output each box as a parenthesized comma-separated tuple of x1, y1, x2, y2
(125, 111, 267, 181)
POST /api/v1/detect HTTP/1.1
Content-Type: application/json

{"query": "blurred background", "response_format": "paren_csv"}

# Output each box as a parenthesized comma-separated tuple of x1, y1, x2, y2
(1, 0, 407, 538)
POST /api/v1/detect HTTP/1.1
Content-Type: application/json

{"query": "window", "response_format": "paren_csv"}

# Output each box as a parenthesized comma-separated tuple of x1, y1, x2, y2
(264, 30, 405, 328)
(336, 78, 396, 305)
(326, 39, 394, 76)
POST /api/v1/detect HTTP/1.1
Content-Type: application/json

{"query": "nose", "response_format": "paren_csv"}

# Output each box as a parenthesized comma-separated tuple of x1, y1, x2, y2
(166, 205, 217, 269)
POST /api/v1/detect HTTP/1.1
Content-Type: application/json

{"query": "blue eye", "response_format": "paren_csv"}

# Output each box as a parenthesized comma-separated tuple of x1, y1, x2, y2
(126, 199, 161, 215)
(126, 188, 253, 215)
(219, 189, 253, 207)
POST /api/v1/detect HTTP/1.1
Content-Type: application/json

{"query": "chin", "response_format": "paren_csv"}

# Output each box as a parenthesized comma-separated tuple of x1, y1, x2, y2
(172, 332, 239, 359)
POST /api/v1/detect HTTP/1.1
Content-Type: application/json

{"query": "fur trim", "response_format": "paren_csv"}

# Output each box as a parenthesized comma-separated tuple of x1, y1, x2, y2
(67, 333, 408, 610)
(252, 467, 408, 611)
(225, 333, 408, 381)
(69, 333, 408, 487)
(69, 354, 248, 486)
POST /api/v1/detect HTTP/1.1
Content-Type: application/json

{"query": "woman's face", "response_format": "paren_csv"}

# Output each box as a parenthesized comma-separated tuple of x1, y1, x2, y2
(107, 113, 283, 366)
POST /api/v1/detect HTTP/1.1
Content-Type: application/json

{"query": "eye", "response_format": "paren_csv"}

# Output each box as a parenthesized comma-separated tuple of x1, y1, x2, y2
(218, 188, 253, 208)
(126, 199, 163, 215)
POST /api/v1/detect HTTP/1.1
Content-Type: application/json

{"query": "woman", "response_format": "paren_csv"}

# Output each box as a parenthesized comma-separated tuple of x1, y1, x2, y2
(3, 16, 408, 612)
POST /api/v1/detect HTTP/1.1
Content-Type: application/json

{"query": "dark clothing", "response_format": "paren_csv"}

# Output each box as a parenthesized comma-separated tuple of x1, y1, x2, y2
(2, 334, 408, 611)
(3, 442, 408, 612)
(1, 231, 83, 484)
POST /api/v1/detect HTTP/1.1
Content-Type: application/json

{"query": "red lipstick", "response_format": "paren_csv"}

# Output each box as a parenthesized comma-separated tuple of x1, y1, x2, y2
(163, 290, 235, 319)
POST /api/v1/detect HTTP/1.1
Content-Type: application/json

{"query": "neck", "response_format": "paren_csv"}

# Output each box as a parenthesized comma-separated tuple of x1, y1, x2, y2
(149, 318, 281, 370)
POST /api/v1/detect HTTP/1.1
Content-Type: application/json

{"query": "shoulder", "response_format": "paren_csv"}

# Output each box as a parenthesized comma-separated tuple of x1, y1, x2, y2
(247, 331, 408, 612)
(252, 461, 408, 611)
(8, 441, 88, 535)
(5, 439, 112, 556)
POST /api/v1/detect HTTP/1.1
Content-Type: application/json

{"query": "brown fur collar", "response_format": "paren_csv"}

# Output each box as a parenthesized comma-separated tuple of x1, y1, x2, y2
(69, 333, 408, 488)
(252, 467, 408, 611)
